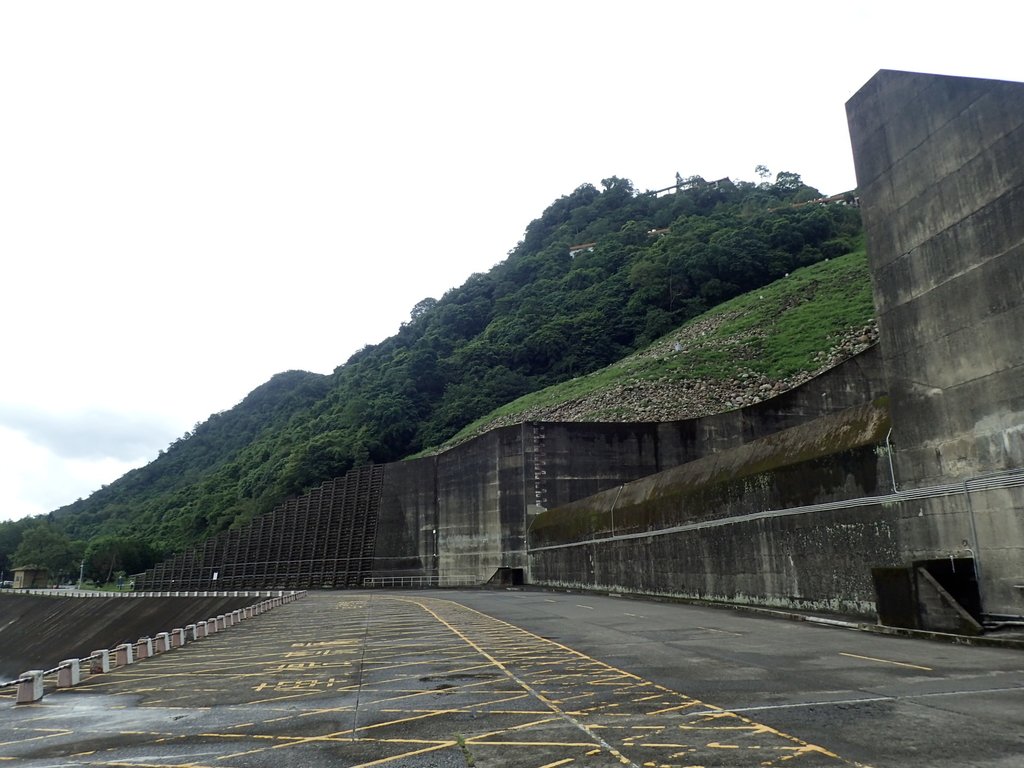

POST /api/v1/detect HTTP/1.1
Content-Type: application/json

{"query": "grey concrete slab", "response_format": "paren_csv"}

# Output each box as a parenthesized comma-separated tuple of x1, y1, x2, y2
(451, 590, 1024, 767)
(2, 591, 1021, 767)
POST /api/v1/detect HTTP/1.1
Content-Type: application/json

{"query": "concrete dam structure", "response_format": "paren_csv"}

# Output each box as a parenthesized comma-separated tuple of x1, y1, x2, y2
(136, 71, 1024, 625)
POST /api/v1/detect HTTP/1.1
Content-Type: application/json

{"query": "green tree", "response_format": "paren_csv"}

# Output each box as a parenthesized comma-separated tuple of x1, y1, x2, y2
(83, 535, 158, 583)
(12, 522, 83, 583)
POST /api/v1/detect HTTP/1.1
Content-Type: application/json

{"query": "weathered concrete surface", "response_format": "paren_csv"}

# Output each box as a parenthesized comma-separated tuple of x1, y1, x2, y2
(529, 402, 896, 615)
(3, 591, 1022, 768)
(373, 347, 885, 585)
(848, 71, 1024, 617)
(0, 594, 256, 680)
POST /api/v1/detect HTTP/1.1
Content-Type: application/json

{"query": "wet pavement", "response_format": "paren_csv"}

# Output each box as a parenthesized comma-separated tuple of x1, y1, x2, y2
(0, 592, 874, 767)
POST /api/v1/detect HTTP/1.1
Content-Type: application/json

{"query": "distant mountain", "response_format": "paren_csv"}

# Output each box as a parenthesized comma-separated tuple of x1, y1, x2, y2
(4, 171, 866, 565)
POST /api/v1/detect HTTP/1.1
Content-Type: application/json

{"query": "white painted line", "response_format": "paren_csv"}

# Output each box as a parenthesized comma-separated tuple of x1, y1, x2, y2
(840, 652, 933, 671)
(692, 684, 1024, 717)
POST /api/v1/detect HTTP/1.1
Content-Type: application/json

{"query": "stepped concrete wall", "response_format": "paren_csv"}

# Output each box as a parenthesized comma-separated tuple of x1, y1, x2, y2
(372, 347, 885, 584)
(131, 71, 1024, 621)
(527, 403, 895, 615)
(848, 70, 1024, 615)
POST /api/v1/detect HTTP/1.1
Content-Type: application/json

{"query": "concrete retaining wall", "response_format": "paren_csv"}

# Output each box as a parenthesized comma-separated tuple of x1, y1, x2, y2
(848, 70, 1024, 616)
(371, 347, 885, 585)
(0, 594, 257, 679)
(529, 402, 896, 615)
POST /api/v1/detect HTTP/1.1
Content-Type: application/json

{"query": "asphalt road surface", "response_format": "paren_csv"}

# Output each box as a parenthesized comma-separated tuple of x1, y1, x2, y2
(1, 590, 1022, 767)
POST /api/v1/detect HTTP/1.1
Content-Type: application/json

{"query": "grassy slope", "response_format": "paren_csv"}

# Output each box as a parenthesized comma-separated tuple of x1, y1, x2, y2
(424, 246, 875, 453)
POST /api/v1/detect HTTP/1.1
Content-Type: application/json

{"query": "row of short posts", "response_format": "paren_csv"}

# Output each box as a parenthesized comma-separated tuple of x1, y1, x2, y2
(14, 591, 305, 704)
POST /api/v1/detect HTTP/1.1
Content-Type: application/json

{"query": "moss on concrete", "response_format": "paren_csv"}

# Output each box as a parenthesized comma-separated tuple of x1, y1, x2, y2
(530, 399, 891, 547)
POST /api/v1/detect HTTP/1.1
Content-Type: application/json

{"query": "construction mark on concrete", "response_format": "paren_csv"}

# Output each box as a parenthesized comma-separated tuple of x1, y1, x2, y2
(0, 593, 870, 767)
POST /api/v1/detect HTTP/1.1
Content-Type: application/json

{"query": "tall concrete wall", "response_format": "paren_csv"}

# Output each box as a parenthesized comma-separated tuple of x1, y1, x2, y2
(848, 71, 1024, 483)
(848, 71, 1024, 615)
(372, 348, 885, 585)
(528, 403, 896, 615)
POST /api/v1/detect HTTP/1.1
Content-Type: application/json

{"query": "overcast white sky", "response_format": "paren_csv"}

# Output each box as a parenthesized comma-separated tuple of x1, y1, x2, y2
(2, 1, 1022, 523)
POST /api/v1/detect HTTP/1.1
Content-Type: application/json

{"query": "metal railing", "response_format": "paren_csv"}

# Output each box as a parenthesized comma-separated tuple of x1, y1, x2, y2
(528, 468, 1024, 553)
(0, 588, 297, 598)
(362, 575, 480, 588)
(0, 591, 307, 700)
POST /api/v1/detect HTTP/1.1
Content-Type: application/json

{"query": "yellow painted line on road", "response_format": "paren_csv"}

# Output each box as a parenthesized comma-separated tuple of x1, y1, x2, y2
(355, 709, 459, 733)
(638, 742, 691, 748)
(346, 741, 458, 768)
(467, 739, 598, 747)
(414, 598, 870, 766)
(645, 701, 701, 716)
(401, 598, 637, 767)
(537, 758, 575, 768)
(839, 652, 933, 671)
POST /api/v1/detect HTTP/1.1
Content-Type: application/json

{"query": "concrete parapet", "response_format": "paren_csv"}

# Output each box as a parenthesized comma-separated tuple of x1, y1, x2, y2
(16, 670, 43, 704)
(135, 637, 153, 659)
(57, 659, 80, 688)
(171, 628, 184, 647)
(115, 643, 134, 667)
(207, 618, 218, 634)
(90, 649, 110, 674)
(216, 615, 226, 631)
(155, 632, 171, 653)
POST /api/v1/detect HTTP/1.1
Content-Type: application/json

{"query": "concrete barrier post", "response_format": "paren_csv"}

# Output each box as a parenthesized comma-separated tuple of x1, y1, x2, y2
(16, 670, 44, 704)
(155, 632, 171, 653)
(116, 643, 134, 666)
(216, 615, 226, 631)
(57, 659, 81, 688)
(171, 628, 185, 647)
(193, 622, 205, 639)
(136, 638, 153, 659)
(233, 609, 242, 623)
(90, 649, 110, 674)
(207, 618, 218, 634)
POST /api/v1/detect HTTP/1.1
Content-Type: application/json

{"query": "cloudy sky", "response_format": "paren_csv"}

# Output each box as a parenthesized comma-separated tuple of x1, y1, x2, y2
(2, 1, 1022, 523)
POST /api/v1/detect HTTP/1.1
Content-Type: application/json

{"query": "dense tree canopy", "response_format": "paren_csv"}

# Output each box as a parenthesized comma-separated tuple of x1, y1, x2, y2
(0, 170, 863, 565)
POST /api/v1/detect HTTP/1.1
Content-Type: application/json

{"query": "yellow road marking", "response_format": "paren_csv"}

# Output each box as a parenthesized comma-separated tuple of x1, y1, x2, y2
(408, 597, 860, 765)
(400, 597, 639, 768)
(346, 741, 458, 768)
(839, 652, 933, 671)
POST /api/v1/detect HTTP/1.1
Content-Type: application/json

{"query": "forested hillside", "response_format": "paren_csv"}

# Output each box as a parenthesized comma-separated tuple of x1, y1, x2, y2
(1, 171, 865, 581)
